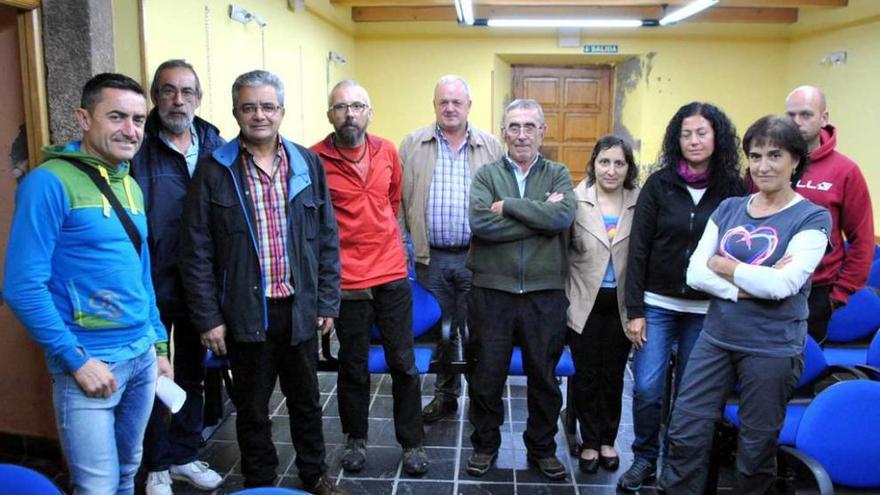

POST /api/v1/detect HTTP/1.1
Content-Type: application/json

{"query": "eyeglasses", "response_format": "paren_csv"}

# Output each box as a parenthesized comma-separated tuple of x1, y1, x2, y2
(505, 123, 540, 136)
(238, 103, 282, 115)
(330, 102, 369, 115)
(158, 86, 199, 101)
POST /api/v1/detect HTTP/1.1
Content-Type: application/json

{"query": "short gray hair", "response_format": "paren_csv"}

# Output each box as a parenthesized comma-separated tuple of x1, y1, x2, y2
(502, 99, 544, 125)
(434, 75, 471, 100)
(232, 70, 285, 107)
(328, 79, 371, 107)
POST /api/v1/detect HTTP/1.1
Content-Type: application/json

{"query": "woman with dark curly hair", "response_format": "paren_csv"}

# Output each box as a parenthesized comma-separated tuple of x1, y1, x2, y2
(660, 115, 830, 494)
(618, 102, 746, 492)
(566, 135, 640, 474)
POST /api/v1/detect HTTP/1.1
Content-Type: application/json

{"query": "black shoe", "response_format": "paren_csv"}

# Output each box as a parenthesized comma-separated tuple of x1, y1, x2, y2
(578, 456, 600, 474)
(527, 454, 567, 480)
(600, 454, 620, 471)
(465, 451, 498, 477)
(307, 475, 348, 495)
(402, 446, 430, 475)
(341, 437, 367, 472)
(422, 397, 458, 423)
(617, 458, 656, 492)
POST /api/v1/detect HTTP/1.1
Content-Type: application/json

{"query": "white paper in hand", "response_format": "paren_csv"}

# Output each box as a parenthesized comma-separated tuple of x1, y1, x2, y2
(156, 375, 187, 413)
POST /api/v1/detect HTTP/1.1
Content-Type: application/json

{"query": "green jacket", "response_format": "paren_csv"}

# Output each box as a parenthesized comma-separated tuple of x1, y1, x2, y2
(467, 156, 576, 293)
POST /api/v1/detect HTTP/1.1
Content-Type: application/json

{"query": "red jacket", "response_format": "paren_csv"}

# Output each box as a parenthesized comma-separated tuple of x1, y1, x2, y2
(796, 126, 874, 303)
(312, 133, 407, 290)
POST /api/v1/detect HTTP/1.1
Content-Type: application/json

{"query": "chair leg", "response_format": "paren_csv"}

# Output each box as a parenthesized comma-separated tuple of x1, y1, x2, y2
(561, 376, 580, 456)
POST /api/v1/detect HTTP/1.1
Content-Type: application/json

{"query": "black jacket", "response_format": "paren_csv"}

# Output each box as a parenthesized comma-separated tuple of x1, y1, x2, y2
(625, 167, 746, 319)
(179, 137, 340, 344)
(130, 111, 225, 316)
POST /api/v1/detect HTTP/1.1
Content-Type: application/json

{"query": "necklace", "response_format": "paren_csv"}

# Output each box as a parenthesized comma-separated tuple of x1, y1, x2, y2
(333, 136, 368, 164)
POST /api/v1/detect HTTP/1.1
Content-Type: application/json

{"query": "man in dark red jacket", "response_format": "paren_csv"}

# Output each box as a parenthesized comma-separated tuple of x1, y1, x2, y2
(311, 80, 428, 476)
(785, 85, 874, 343)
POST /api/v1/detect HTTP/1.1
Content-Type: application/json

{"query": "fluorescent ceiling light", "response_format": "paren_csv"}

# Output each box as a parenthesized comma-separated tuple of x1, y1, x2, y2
(659, 0, 719, 26)
(487, 18, 644, 28)
(455, 0, 474, 25)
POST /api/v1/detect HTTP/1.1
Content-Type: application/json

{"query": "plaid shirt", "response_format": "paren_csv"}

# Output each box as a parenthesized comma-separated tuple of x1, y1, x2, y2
(241, 138, 294, 299)
(428, 125, 471, 248)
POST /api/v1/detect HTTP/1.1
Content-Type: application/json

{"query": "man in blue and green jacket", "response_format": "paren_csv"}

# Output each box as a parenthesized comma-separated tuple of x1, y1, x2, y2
(3, 73, 171, 495)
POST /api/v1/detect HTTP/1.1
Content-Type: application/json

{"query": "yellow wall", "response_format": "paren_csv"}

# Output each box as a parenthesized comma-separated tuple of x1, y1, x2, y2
(356, 35, 788, 167)
(139, 0, 357, 145)
(788, 12, 880, 231)
(112, 0, 143, 83)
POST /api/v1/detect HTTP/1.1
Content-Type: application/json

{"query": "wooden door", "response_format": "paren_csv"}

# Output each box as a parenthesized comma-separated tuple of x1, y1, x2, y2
(512, 66, 613, 184)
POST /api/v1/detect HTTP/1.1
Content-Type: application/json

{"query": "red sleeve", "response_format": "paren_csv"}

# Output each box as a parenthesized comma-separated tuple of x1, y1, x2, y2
(832, 165, 875, 303)
(388, 141, 403, 218)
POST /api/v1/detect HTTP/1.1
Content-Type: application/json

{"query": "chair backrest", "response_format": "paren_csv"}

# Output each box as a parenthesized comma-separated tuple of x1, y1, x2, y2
(798, 335, 828, 388)
(795, 380, 880, 488)
(370, 278, 441, 340)
(868, 258, 880, 289)
(826, 287, 880, 343)
(866, 329, 880, 367)
(0, 464, 63, 495)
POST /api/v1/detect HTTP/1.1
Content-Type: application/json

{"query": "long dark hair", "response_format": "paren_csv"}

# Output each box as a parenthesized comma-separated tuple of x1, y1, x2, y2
(659, 101, 741, 189)
(586, 135, 639, 190)
(743, 115, 811, 188)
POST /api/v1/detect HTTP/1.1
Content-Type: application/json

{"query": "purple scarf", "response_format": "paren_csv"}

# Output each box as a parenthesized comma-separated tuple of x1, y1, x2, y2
(678, 159, 710, 189)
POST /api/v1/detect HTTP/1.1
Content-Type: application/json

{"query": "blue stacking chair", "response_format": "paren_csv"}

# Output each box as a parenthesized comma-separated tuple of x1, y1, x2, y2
(723, 335, 868, 448)
(868, 258, 880, 289)
(233, 488, 311, 494)
(780, 380, 880, 493)
(0, 464, 63, 495)
(823, 287, 880, 366)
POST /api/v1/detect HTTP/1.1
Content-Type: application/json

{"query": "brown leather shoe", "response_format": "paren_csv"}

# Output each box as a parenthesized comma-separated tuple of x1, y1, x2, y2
(307, 475, 347, 495)
(527, 454, 567, 480)
(422, 397, 458, 423)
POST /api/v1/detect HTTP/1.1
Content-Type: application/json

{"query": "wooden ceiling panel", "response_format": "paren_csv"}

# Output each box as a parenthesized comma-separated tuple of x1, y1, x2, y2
(343, 0, 846, 23)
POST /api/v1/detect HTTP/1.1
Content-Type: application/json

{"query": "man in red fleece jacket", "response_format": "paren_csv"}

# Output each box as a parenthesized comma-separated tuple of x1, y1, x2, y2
(311, 80, 428, 477)
(785, 85, 874, 343)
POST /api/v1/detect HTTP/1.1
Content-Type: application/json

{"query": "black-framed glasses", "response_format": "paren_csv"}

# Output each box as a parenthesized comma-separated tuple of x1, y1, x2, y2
(238, 103, 282, 115)
(330, 102, 369, 114)
(158, 86, 198, 101)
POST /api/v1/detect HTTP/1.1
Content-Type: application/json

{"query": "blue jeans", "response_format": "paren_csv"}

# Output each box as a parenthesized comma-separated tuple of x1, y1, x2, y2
(52, 348, 157, 495)
(631, 305, 704, 463)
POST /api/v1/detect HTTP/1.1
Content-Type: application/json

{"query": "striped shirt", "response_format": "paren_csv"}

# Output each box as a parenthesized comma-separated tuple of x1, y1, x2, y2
(428, 125, 471, 248)
(241, 138, 294, 299)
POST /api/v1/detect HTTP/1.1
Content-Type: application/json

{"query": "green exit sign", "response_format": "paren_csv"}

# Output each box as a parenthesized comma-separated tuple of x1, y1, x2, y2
(584, 44, 619, 54)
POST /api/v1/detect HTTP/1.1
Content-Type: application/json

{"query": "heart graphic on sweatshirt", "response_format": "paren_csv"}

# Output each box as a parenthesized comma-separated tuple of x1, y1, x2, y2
(719, 225, 779, 265)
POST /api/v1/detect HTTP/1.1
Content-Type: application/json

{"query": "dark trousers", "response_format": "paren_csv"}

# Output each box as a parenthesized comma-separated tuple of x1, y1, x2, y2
(415, 248, 472, 401)
(335, 278, 424, 448)
(568, 288, 632, 450)
(467, 287, 568, 458)
(807, 284, 832, 345)
(227, 298, 326, 487)
(660, 336, 803, 495)
(142, 311, 206, 471)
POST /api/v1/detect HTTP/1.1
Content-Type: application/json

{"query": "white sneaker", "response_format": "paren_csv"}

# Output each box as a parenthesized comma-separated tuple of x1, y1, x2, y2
(169, 460, 223, 490)
(145, 470, 174, 495)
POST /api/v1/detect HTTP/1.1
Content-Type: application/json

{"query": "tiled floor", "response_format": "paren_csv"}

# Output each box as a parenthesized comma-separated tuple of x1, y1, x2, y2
(184, 368, 673, 495)
(7, 365, 876, 494)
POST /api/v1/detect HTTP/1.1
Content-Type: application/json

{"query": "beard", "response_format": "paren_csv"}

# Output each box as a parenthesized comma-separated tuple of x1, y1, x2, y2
(159, 110, 193, 135)
(335, 122, 366, 147)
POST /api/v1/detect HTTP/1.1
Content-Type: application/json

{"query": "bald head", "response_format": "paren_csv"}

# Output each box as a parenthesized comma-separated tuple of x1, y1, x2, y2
(785, 85, 829, 152)
(327, 80, 373, 147)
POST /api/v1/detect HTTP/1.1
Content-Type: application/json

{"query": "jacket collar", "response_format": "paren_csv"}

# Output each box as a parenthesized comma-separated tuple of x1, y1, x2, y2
(212, 135, 312, 200)
(575, 180, 638, 210)
(144, 109, 222, 144)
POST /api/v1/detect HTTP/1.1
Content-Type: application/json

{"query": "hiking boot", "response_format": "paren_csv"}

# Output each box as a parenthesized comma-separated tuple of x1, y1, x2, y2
(617, 458, 657, 492)
(341, 436, 367, 472)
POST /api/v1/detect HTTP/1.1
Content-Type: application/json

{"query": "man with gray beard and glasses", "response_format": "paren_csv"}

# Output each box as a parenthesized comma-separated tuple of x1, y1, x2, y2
(130, 59, 225, 495)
